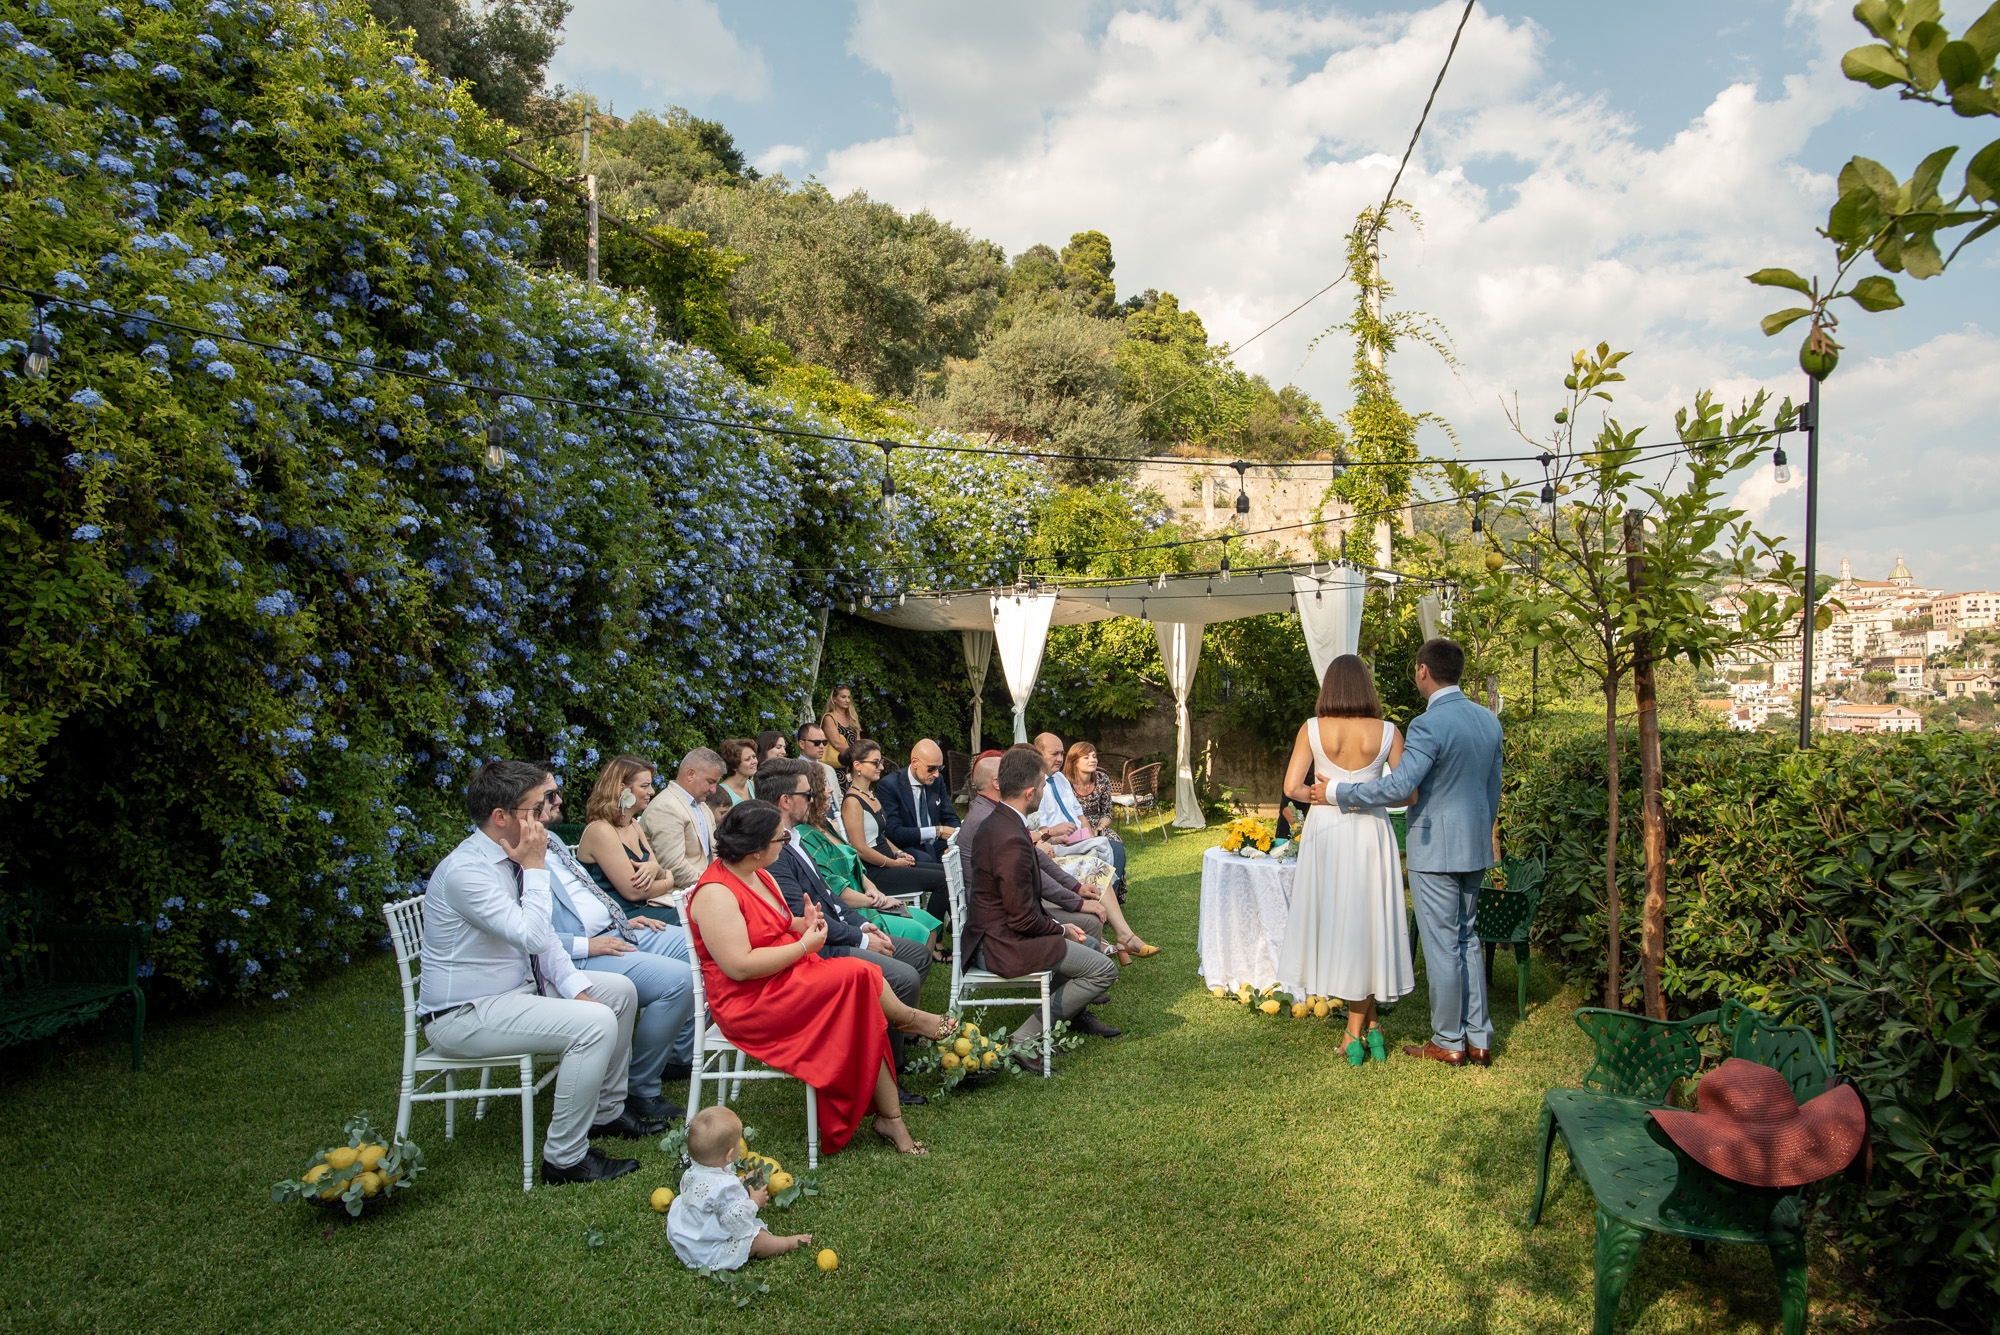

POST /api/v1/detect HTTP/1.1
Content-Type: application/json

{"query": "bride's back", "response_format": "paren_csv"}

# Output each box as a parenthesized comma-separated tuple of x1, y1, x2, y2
(1312, 717, 1390, 773)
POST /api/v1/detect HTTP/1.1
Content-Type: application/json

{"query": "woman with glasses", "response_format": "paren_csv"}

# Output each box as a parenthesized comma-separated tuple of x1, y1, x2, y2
(716, 739, 757, 806)
(839, 739, 949, 935)
(687, 800, 952, 1155)
(798, 765, 945, 962)
(577, 756, 675, 921)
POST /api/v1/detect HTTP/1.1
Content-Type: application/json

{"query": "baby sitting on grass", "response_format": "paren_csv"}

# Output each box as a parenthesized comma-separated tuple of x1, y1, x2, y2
(667, 1106, 812, 1270)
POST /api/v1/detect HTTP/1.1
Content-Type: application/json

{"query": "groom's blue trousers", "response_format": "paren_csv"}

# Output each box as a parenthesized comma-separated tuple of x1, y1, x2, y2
(1409, 869, 1492, 1051)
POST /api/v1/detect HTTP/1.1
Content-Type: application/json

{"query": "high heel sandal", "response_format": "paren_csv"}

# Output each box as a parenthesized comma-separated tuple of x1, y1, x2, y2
(872, 1113, 929, 1156)
(1343, 1032, 1368, 1066)
(1119, 938, 1160, 958)
(1366, 1024, 1387, 1063)
(895, 1013, 955, 1042)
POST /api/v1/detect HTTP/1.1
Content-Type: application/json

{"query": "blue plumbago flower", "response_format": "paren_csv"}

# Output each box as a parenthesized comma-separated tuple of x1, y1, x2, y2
(151, 63, 180, 81)
(172, 610, 200, 634)
(69, 389, 107, 409)
(204, 359, 236, 380)
(72, 523, 104, 541)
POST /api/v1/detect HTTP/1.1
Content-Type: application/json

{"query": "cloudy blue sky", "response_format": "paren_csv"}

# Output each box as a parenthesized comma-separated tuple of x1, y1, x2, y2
(551, 1, 2000, 591)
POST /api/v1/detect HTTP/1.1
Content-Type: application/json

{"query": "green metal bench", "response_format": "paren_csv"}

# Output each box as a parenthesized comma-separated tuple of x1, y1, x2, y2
(1528, 997, 1839, 1335)
(0, 921, 152, 1070)
(1476, 852, 1544, 1019)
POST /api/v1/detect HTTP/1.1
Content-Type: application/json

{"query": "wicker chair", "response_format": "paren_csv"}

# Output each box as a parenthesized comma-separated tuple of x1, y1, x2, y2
(1111, 761, 1170, 842)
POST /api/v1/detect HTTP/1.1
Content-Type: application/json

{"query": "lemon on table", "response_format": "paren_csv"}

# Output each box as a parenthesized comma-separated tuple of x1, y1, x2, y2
(650, 1187, 675, 1212)
(768, 1171, 794, 1193)
(816, 1249, 839, 1271)
(325, 1146, 360, 1170)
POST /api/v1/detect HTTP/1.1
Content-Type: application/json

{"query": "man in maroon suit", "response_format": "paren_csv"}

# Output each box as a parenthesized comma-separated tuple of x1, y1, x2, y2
(963, 745, 1120, 1072)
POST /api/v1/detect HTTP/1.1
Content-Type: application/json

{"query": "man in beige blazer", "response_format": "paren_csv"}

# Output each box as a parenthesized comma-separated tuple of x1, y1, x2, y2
(639, 747, 724, 906)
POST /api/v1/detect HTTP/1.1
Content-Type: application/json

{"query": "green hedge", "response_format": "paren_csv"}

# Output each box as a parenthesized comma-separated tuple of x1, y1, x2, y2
(1505, 722, 2000, 1320)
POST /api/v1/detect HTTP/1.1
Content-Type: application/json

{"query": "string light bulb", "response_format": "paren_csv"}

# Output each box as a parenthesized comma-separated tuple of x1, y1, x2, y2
(22, 297, 52, 381)
(877, 440, 898, 520)
(1771, 444, 1791, 485)
(1219, 541, 1232, 582)
(1232, 459, 1250, 516)
(1540, 481, 1556, 506)
(483, 419, 506, 473)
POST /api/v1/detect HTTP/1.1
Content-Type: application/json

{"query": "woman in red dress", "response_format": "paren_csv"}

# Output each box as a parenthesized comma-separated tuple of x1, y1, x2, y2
(688, 801, 953, 1154)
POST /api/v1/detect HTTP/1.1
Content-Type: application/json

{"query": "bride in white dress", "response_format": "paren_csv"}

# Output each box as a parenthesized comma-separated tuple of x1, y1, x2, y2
(1275, 654, 1416, 1066)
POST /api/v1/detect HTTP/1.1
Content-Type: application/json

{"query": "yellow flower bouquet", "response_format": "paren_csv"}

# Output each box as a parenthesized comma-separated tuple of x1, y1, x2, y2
(1219, 816, 1276, 855)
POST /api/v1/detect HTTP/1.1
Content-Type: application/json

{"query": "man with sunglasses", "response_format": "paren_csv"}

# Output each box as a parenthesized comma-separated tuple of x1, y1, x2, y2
(758, 758, 933, 1106)
(796, 724, 843, 815)
(418, 761, 658, 1187)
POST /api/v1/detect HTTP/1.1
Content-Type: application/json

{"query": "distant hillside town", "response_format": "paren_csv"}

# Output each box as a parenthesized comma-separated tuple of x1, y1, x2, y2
(1707, 558, 1998, 736)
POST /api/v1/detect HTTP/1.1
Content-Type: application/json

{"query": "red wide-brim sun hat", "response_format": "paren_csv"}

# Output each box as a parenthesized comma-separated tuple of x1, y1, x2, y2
(1650, 1057, 1868, 1189)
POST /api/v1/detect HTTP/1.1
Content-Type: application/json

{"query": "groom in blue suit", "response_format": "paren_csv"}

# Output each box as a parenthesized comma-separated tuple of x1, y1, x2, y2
(1325, 639, 1502, 1067)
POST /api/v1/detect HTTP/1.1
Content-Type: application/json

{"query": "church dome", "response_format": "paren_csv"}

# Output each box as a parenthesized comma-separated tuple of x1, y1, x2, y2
(1889, 554, 1913, 585)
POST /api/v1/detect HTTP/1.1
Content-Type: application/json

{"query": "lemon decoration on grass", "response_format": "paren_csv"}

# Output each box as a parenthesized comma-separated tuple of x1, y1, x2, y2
(817, 1249, 839, 1271)
(767, 1171, 794, 1194)
(325, 1146, 359, 1171)
(953, 1037, 973, 1057)
(272, 1113, 424, 1218)
(650, 1187, 675, 1213)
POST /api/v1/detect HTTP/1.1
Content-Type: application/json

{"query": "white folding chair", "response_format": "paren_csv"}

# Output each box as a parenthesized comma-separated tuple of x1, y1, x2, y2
(944, 844, 1053, 1077)
(677, 891, 820, 1169)
(383, 896, 558, 1193)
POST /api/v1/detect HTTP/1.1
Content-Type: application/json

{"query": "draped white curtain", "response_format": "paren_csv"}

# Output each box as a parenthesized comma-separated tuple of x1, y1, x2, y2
(1417, 593, 1440, 644)
(796, 606, 831, 727)
(1154, 620, 1207, 828)
(991, 591, 1058, 744)
(1292, 567, 1365, 689)
(960, 628, 994, 754)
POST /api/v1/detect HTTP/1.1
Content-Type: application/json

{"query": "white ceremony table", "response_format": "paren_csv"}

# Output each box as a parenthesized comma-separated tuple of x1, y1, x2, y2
(1196, 845, 1298, 994)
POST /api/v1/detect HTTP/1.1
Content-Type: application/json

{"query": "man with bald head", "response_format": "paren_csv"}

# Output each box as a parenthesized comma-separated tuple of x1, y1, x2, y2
(876, 738, 958, 866)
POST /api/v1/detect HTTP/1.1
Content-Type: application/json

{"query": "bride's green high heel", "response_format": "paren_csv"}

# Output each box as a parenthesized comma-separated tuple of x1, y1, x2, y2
(1366, 1024, 1387, 1064)
(1343, 1031, 1368, 1066)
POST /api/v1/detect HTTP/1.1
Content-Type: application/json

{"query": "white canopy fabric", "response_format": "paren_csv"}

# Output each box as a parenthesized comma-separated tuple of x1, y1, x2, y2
(1417, 593, 1440, 643)
(1292, 567, 1366, 688)
(1154, 619, 1206, 828)
(991, 591, 1058, 743)
(960, 629, 993, 755)
(796, 606, 831, 728)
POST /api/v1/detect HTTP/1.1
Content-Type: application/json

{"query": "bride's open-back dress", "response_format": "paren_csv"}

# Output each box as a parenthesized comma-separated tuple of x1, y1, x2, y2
(1276, 718, 1416, 1003)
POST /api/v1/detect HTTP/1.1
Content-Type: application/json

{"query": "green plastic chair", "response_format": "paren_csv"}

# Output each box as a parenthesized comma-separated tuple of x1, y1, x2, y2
(1476, 852, 1545, 1019)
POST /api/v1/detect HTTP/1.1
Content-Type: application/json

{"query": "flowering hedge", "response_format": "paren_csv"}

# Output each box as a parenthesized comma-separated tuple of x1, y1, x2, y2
(0, 0, 1030, 1000)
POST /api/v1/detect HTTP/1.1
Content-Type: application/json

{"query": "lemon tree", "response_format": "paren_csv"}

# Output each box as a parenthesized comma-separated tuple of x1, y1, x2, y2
(271, 1112, 423, 1218)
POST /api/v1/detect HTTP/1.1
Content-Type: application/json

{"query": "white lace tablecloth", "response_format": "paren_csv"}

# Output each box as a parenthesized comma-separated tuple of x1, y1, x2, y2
(1196, 845, 1298, 993)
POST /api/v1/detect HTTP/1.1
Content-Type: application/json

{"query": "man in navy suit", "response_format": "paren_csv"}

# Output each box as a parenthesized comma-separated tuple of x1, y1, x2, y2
(876, 738, 958, 864)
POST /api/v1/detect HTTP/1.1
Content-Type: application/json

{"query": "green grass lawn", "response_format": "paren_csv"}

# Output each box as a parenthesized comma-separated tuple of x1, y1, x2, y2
(0, 829, 1873, 1334)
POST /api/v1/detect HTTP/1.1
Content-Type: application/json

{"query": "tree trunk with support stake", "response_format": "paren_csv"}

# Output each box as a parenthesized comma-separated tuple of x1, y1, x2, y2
(1625, 512, 1668, 1020)
(1602, 661, 1622, 1010)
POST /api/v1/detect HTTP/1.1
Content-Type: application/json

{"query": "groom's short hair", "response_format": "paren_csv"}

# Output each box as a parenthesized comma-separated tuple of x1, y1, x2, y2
(1415, 638, 1466, 685)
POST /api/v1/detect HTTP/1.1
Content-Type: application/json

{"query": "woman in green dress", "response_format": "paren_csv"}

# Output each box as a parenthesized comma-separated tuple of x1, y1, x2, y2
(798, 763, 945, 960)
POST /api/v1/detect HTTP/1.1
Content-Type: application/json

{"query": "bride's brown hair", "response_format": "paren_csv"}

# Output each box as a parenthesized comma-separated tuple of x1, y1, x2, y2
(1315, 654, 1383, 719)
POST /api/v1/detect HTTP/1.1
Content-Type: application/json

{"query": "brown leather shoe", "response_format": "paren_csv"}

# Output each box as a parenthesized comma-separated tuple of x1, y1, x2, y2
(1465, 1045, 1492, 1067)
(1402, 1041, 1467, 1067)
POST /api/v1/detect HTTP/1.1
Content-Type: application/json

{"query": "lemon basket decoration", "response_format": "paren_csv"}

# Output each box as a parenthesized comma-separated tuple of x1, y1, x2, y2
(1219, 816, 1276, 856)
(271, 1113, 424, 1217)
(903, 1013, 1082, 1091)
(1207, 983, 1333, 1019)
(658, 1123, 819, 1209)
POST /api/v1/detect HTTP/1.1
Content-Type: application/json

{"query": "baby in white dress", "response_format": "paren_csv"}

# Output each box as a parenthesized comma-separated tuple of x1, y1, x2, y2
(667, 1107, 811, 1270)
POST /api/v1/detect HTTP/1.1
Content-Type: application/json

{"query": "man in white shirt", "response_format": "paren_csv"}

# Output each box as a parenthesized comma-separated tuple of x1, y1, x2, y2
(419, 761, 657, 1186)
(1031, 732, 1115, 863)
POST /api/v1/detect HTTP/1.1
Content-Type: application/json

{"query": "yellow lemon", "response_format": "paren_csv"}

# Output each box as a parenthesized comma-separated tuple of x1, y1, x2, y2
(318, 1184, 342, 1201)
(1312, 1001, 1330, 1019)
(1259, 999, 1281, 1015)
(1291, 1002, 1308, 1018)
(965, 1024, 981, 1040)
(816, 1249, 839, 1271)
(357, 1171, 383, 1198)
(768, 1171, 794, 1193)
(380, 1170, 401, 1187)
(357, 1143, 388, 1172)
(325, 1146, 360, 1170)
(941, 1051, 960, 1069)
(1210, 986, 1226, 998)
(953, 1037, 973, 1057)
(303, 1163, 331, 1185)
(982, 1051, 998, 1068)
(651, 1187, 674, 1212)
(734, 1138, 748, 1160)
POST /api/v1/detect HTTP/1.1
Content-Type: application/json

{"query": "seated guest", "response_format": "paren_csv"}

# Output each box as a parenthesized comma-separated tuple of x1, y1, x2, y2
(840, 738, 949, 922)
(797, 722, 843, 809)
(821, 684, 862, 760)
(638, 747, 723, 907)
(756, 729, 788, 763)
(876, 738, 958, 864)
(797, 764, 945, 962)
(419, 761, 656, 1187)
(687, 800, 953, 1153)
(1063, 740, 1130, 899)
(717, 738, 757, 805)
(963, 751, 1137, 955)
(576, 755, 671, 921)
(543, 786, 695, 1123)
(703, 784, 735, 827)
(759, 759, 934, 1102)
(1032, 732, 1117, 867)
(963, 746, 1122, 1072)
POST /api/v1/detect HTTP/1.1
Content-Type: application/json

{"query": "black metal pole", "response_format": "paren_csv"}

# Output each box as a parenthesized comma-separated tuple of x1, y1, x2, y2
(1798, 377, 1821, 749)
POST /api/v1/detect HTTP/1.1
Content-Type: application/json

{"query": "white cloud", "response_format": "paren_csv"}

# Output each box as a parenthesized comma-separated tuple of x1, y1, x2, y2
(755, 142, 810, 175)
(822, 0, 1997, 583)
(552, 0, 769, 102)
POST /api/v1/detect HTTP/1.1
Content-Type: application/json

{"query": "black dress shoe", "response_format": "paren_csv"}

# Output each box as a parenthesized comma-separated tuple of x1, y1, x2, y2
(1072, 1012, 1122, 1039)
(898, 1087, 928, 1107)
(627, 1093, 684, 1123)
(542, 1146, 640, 1186)
(1014, 1051, 1048, 1076)
(659, 1061, 693, 1084)
(589, 1109, 666, 1139)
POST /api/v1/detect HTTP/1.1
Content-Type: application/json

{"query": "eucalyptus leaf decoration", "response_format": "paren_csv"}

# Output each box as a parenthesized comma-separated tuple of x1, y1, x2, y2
(1753, 0, 2000, 372)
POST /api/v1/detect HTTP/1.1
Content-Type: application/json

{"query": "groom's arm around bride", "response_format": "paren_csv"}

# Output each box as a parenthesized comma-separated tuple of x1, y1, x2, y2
(1328, 640, 1504, 1065)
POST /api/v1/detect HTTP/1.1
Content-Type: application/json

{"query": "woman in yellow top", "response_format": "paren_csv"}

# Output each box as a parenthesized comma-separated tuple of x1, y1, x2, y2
(820, 685, 861, 762)
(798, 766, 944, 961)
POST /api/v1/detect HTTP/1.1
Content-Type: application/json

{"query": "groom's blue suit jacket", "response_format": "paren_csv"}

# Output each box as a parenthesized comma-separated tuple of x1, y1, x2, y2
(1334, 686, 1502, 874)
